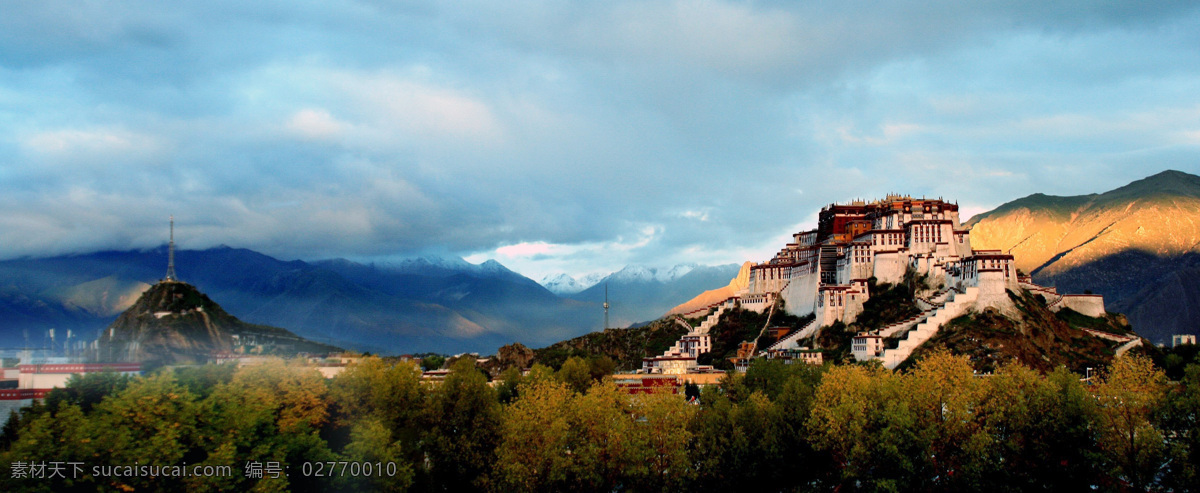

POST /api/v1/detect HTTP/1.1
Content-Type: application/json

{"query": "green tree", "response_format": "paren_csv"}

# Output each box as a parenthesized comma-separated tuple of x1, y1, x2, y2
(0, 402, 93, 493)
(806, 363, 924, 490)
(902, 350, 990, 491)
(342, 418, 414, 493)
(89, 372, 201, 492)
(44, 370, 134, 413)
(421, 357, 502, 490)
(495, 366, 524, 404)
(630, 390, 695, 491)
(975, 364, 1100, 492)
(1162, 361, 1200, 492)
(556, 356, 592, 394)
(192, 360, 338, 493)
(421, 355, 446, 372)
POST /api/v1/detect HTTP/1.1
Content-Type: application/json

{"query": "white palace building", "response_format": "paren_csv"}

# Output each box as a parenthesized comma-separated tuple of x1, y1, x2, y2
(644, 195, 1106, 373)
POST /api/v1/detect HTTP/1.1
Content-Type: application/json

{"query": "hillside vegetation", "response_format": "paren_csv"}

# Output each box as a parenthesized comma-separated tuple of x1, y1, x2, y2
(906, 289, 1131, 373)
(532, 317, 688, 371)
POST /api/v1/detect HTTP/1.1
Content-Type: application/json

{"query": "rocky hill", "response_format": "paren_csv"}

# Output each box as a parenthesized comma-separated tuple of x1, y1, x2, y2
(967, 169, 1200, 344)
(531, 318, 689, 371)
(903, 289, 1135, 373)
(98, 281, 338, 365)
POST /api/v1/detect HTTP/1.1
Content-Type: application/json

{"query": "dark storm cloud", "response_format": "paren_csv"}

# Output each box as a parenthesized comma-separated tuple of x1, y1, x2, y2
(1, 1, 1198, 279)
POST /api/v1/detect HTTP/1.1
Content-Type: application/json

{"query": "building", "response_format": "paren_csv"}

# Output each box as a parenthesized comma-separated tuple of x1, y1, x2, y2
(1173, 334, 1197, 347)
(766, 347, 824, 365)
(613, 374, 682, 394)
(851, 333, 884, 361)
(0, 362, 143, 401)
(654, 195, 1109, 370)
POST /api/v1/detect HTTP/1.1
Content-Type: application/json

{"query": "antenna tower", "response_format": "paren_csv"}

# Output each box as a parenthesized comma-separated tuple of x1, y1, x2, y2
(165, 215, 178, 282)
(603, 283, 610, 330)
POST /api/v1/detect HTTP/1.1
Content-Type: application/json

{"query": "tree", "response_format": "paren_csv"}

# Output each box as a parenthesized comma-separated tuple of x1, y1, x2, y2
(89, 372, 201, 492)
(975, 364, 1100, 492)
(556, 356, 592, 394)
(495, 366, 524, 404)
(806, 363, 923, 490)
(421, 358, 502, 490)
(421, 355, 446, 372)
(1161, 361, 1200, 492)
(1094, 354, 1169, 490)
(342, 418, 414, 493)
(328, 357, 424, 441)
(0, 402, 92, 493)
(495, 378, 574, 492)
(902, 349, 989, 491)
(630, 389, 695, 491)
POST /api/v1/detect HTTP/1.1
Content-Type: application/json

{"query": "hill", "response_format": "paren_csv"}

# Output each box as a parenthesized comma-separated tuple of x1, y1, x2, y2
(531, 318, 690, 372)
(98, 281, 338, 365)
(903, 289, 1135, 373)
(967, 169, 1200, 343)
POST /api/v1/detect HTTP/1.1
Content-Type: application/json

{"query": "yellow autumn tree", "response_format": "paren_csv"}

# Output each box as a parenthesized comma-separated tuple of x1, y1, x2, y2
(1094, 354, 1169, 490)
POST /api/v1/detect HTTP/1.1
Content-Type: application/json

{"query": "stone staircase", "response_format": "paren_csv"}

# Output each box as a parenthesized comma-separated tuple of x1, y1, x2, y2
(878, 287, 979, 369)
(696, 298, 737, 335)
(877, 310, 934, 338)
(766, 318, 820, 351)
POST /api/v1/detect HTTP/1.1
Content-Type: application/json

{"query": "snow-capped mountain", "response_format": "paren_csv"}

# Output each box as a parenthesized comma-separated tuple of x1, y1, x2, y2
(605, 264, 699, 284)
(541, 273, 584, 295)
(540, 272, 608, 295)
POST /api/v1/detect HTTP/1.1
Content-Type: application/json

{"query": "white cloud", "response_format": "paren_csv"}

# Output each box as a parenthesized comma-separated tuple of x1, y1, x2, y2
(22, 128, 164, 164)
(286, 108, 345, 140)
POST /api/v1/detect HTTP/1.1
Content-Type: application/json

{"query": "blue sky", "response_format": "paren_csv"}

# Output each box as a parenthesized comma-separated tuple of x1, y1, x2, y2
(1, 1, 1199, 281)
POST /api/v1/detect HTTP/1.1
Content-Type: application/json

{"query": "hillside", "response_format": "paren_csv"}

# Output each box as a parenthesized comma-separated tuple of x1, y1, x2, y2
(532, 318, 689, 371)
(904, 289, 1134, 373)
(98, 281, 338, 365)
(967, 169, 1200, 343)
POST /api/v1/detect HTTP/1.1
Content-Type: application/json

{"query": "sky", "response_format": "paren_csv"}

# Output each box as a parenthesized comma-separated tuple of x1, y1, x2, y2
(2, 1, 1199, 282)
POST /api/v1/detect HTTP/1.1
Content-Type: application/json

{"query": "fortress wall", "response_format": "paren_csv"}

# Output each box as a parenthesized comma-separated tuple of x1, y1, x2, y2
(781, 268, 818, 317)
(975, 270, 1016, 313)
(873, 252, 904, 284)
(1058, 295, 1106, 317)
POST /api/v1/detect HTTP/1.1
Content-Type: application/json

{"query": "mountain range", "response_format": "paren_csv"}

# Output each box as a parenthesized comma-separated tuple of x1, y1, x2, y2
(0, 248, 595, 354)
(4, 170, 1195, 354)
(968, 169, 1200, 344)
(561, 264, 742, 328)
(0, 248, 740, 355)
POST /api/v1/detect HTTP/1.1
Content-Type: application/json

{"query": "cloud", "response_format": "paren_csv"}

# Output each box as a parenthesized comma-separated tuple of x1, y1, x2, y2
(286, 109, 345, 140)
(0, 0, 1199, 282)
(22, 128, 164, 164)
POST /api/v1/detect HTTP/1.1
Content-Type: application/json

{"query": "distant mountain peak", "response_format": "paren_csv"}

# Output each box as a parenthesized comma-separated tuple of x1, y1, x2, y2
(608, 263, 699, 283)
(1104, 169, 1200, 200)
(540, 273, 586, 295)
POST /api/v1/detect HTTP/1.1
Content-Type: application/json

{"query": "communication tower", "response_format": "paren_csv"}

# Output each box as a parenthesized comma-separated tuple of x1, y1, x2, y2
(603, 283, 610, 330)
(165, 215, 178, 282)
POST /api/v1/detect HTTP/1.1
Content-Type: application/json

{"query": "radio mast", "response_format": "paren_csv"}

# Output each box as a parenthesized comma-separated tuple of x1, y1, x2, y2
(165, 215, 178, 282)
(603, 283, 610, 330)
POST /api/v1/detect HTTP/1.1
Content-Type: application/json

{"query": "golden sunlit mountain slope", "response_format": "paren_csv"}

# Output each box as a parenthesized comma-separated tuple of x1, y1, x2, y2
(967, 170, 1200, 343)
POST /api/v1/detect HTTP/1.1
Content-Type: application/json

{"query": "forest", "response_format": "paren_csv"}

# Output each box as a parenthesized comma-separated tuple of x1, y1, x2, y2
(1, 350, 1198, 492)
